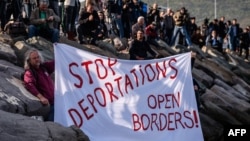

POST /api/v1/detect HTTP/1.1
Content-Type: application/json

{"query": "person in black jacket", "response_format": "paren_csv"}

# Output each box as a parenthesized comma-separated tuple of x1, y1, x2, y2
(238, 28, 250, 61)
(76, 2, 100, 44)
(129, 29, 159, 60)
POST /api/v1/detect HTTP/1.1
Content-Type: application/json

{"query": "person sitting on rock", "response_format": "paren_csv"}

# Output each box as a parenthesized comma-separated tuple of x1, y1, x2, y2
(28, 0, 60, 43)
(206, 30, 223, 53)
(129, 29, 159, 60)
(23, 48, 55, 121)
(145, 21, 161, 48)
(76, 2, 100, 45)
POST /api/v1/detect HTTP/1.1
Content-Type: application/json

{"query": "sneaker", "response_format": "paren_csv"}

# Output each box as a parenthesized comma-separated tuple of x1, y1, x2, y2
(244, 59, 249, 62)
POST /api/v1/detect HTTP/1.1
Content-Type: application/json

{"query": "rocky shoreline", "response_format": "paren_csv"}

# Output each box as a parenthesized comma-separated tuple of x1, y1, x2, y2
(0, 33, 250, 141)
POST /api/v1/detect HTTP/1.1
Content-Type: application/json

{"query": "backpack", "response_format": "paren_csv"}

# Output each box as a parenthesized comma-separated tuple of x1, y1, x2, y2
(4, 20, 27, 37)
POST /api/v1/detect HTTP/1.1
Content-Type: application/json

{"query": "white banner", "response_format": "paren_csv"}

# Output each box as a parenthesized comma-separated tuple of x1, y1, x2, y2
(54, 43, 204, 141)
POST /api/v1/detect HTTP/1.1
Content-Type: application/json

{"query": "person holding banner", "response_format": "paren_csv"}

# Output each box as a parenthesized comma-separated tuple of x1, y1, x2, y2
(129, 29, 159, 60)
(23, 49, 55, 121)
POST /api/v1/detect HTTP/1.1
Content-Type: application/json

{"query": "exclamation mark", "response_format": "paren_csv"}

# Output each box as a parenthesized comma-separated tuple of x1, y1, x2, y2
(193, 110, 199, 128)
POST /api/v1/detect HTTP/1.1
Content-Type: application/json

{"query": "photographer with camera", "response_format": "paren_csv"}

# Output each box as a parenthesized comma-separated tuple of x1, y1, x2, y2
(28, 0, 60, 43)
(147, 3, 160, 26)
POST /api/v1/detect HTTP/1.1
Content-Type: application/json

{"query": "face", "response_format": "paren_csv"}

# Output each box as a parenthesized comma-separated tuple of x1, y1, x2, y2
(211, 30, 217, 37)
(136, 30, 144, 40)
(87, 4, 94, 13)
(39, 1, 49, 11)
(152, 3, 158, 9)
(138, 18, 144, 26)
(98, 12, 104, 20)
(29, 51, 41, 68)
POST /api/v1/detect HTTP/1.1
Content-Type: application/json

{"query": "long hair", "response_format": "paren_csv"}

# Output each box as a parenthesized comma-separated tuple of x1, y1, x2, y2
(24, 49, 44, 70)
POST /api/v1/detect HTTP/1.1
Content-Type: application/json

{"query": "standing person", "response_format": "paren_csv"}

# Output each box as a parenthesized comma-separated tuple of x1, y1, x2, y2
(122, 0, 131, 38)
(49, 0, 60, 16)
(218, 16, 227, 42)
(147, 3, 160, 26)
(0, 0, 7, 32)
(5, 0, 22, 22)
(22, 0, 37, 20)
(238, 28, 249, 62)
(187, 17, 197, 38)
(64, 0, 80, 40)
(129, 0, 143, 25)
(23, 49, 55, 121)
(163, 8, 175, 44)
(107, 0, 124, 38)
(170, 7, 192, 47)
(28, 0, 60, 43)
(129, 29, 158, 60)
(227, 18, 240, 53)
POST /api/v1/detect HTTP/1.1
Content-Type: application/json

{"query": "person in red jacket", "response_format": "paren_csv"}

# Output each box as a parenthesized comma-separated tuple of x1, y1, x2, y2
(23, 48, 55, 121)
(145, 21, 161, 48)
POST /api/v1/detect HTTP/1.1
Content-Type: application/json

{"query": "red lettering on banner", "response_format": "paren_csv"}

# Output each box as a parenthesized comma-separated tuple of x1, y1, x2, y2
(108, 58, 117, 75)
(66, 56, 183, 128)
(105, 82, 119, 102)
(144, 64, 156, 82)
(68, 57, 178, 89)
(167, 112, 175, 130)
(79, 99, 93, 120)
(132, 110, 197, 131)
(81, 61, 94, 84)
(68, 108, 83, 127)
(114, 76, 124, 96)
(130, 69, 139, 87)
(69, 62, 83, 88)
(183, 110, 195, 128)
(159, 113, 167, 130)
(155, 60, 167, 79)
(169, 58, 178, 79)
(141, 114, 150, 130)
(174, 112, 185, 129)
(124, 74, 134, 93)
(139, 65, 145, 85)
(93, 88, 106, 107)
(148, 92, 180, 109)
(95, 59, 108, 79)
(69, 58, 117, 88)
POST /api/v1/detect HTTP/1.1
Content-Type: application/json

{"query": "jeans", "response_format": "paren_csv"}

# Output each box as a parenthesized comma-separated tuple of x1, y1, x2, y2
(28, 25, 59, 43)
(64, 5, 78, 33)
(228, 36, 238, 51)
(112, 14, 124, 38)
(171, 25, 192, 46)
(46, 104, 54, 121)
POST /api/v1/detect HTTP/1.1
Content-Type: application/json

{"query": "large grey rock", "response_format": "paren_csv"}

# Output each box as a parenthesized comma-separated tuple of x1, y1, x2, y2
(0, 42, 18, 64)
(0, 60, 49, 116)
(0, 33, 250, 141)
(0, 110, 89, 141)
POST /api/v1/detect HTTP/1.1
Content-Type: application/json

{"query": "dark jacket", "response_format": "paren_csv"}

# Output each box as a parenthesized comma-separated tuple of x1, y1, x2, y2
(129, 39, 157, 60)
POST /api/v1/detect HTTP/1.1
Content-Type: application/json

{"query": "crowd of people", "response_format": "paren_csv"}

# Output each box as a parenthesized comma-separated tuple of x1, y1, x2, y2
(2, 0, 249, 121)
(0, 0, 249, 61)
